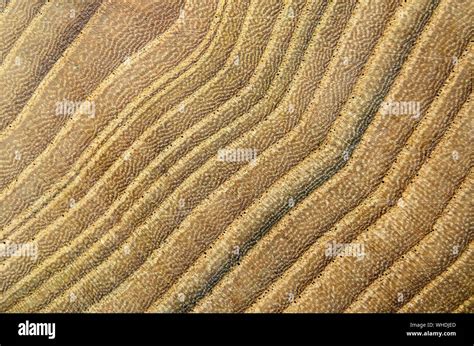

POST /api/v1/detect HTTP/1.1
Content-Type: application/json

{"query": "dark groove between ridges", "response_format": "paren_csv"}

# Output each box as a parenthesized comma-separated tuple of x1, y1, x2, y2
(182, 1, 447, 312)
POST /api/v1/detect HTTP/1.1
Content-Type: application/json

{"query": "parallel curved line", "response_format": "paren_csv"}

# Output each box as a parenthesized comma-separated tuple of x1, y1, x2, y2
(0, 0, 288, 310)
(42, 0, 312, 314)
(93, 0, 408, 312)
(247, 45, 473, 313)
(0, 0, 228, 290)
(148, 0, 370, 312)
(453, 295, 474, 313)
(82, 0, 370, 312)
(0, 0, 228, 241)
(191, 0, 444, 312)
(3, 0, 288, 310)
(343, 168, 473, 311)
(0, 0, 211, 229)
(285, 100, 473, 312)
(0, 0, 46, 66)
(0, 0, 471, 314)
(399, 240, 473, 312)
(0, 0, 102, 131)
(0, 0, 189, 190)
(193, 48, 471, 313)
(346, 172, 473, 312)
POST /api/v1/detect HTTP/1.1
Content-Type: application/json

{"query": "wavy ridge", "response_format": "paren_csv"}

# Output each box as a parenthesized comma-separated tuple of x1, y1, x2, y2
(0, 0, 472, 313)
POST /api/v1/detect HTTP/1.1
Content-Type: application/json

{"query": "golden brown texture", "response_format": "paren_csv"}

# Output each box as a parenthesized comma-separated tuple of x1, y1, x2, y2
(0, 0, 472, 313)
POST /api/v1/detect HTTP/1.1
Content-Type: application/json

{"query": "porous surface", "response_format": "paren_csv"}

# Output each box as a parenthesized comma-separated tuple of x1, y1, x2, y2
(0, 0, 472, 313)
